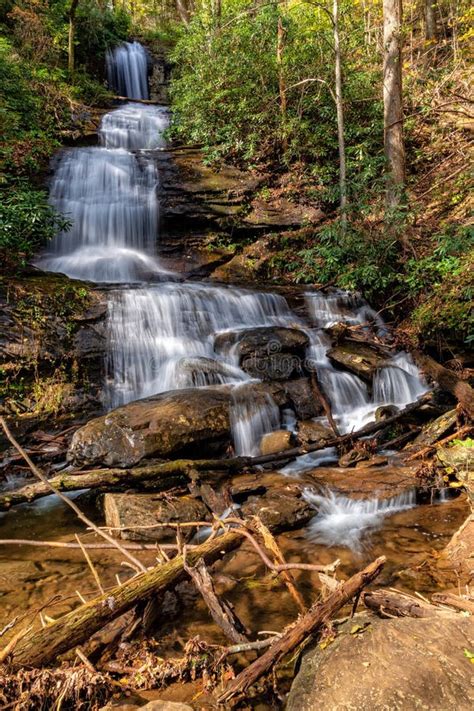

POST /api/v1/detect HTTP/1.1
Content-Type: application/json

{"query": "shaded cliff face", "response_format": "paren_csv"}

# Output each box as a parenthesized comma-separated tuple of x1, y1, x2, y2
(0, 271, 107, 419)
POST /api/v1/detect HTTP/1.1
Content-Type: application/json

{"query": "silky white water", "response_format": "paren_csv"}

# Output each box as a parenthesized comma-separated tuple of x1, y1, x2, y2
(106, 41, 150, 100)
(304, 489, 416, 552)
(39, 41, 428, 467)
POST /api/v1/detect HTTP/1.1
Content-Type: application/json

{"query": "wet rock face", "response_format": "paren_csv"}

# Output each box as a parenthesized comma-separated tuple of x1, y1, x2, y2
(215, 326, 309, 381)
(68, 386, 233, 468)
(287, 616, 474, 711)
(327, 341, 389, 381)
(297, 420, 333, 446)
(103, 493, 209, 542)
(241, 491, 314, 531)
(0, 272, 107, 412)
(260, 429, 293, 456)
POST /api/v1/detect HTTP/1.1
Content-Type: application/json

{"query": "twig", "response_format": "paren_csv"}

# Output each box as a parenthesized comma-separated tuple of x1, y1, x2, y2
(226, 520, 340, 574)
(252, 517, 306, 613)
(0, 416, 147, 573)
(405, 425, 473, 461)
(75, 534, 104, 595)
(0, 538, 186, 550)
(183, 554, 248, 644)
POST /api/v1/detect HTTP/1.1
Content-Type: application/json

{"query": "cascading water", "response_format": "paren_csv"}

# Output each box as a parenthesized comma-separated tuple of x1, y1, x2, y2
(39, 41, 428, 516)
(106, 41, 150, 100)
(105, 283, 298, 407)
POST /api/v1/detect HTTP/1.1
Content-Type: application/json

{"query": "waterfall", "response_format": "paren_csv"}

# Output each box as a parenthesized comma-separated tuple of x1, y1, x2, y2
(304, 488, 416, 552)
(105, 283, 298, 408)
(106, 41, 149, 100)
(38, 40, 428, 467)
(100, 104, 169, 150)
(230, 383, 280, 456)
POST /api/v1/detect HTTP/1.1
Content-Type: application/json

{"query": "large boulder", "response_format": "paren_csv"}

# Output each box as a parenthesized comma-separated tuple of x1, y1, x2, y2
(103, 493, 209, 542)
(68, 386, 233, 468)
(287, 615, 474, 711)
(215, 327, 309, 381)
(327, 341, 388, 381)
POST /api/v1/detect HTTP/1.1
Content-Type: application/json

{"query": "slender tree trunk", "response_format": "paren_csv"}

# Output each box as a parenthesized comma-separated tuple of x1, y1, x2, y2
(383, 0, 405, 212)
(68, 0, 80, 75)
(333, 0, 347, 225)
(176, 0, 190, 25)
(277, 16, 287, 153)
(425, 0, 438, 40)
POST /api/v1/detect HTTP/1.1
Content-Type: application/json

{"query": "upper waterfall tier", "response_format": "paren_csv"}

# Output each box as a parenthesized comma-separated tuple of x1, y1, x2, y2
(100, 104, 169, 150)
(36, 99, 170, 283)
(106, 41, 149, 100)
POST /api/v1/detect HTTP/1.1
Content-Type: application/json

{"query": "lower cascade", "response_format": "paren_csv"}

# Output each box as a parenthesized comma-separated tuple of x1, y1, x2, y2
(39, 41, 429, 515)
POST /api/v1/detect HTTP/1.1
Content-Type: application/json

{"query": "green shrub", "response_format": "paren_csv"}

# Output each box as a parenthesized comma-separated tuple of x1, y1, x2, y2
(0, 187, 70, 268)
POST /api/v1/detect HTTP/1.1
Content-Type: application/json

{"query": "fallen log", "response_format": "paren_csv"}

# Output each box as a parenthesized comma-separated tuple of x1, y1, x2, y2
(0, 396, 430, 511)
(363, 589, 458, 619)
(413, 351, 474, 419)
(217, 556, 386, 704)
(8, 529, 243, 669)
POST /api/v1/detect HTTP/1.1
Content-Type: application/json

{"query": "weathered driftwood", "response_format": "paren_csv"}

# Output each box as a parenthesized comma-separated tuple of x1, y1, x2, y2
(363, 589, 459, 618)
(0, 396, 429, 511)
(431, 592, 474, 615)
(184, 557, 248, 644)
(217, 556, 386, 704)
(413, 351, 474, 418)
(8, 529, 243, 669)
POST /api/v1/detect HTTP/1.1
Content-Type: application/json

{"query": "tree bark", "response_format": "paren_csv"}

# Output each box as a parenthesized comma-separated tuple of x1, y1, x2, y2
(68, 0, 80, 74)
(383, 0, 405, 211)
(218, 556, 386, 703)
(425, 0, 438, 40)
(363, 588, 456, 618)
(413, 351, 474, 419)
(277, 15, 287, 152)
(333, 0, 347, 225)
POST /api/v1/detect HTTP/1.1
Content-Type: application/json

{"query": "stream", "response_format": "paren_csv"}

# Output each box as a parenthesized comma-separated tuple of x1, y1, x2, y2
(0, 43, 469, 641)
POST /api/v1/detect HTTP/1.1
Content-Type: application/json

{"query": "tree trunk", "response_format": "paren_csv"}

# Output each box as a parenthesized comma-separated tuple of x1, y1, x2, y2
(425, 0, 438, 40)
(68, 0, 80, 75)
(9, 530, 243, 668)
(413, 351, 474, 419)
(333, 0, 347, 225)
(383, 0, 405, 211)
(277, 16, 287, 152)
(176, 0, 190, 25)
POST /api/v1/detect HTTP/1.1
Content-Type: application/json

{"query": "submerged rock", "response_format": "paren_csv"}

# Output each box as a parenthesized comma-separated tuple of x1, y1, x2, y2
(327, 341, 388, 381)
(103, 493, 209, 541)
(241, 490, 313, 531)
(68, 386, 233, 467)
(287, 615, 474, 711)
(304, 464, 418, 500)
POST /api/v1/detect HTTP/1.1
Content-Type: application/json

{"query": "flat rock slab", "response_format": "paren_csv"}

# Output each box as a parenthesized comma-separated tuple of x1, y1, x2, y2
(328, 341, 389, 381)
(68, 386, 233, 467)
(103, 493, 209, 542)
(287, 615, 474, 711)
(303, 464, 418, 500)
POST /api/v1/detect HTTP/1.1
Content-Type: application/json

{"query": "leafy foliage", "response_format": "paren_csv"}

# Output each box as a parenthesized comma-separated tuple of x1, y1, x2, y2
(0, 186, 71, 267)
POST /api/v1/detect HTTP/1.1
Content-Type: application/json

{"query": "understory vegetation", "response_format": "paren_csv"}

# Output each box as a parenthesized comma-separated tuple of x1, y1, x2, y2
(0, 0, 472, 348)
(165, 0, 473, 347)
